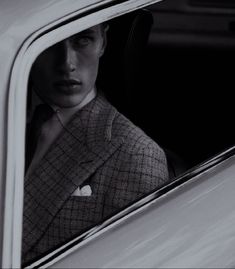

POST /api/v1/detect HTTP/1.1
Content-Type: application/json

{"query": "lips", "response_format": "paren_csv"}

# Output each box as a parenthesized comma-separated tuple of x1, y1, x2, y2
(54, 79, 82, 87)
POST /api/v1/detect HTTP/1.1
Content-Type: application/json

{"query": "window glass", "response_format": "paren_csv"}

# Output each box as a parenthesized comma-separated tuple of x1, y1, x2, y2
(22, 8, 171, 266)
(22, 0, 235, 265)
(146, 0, 235, 171)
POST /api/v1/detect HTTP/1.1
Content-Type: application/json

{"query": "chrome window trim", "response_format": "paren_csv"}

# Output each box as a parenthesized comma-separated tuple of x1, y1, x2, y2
(3, 0, 162, 268)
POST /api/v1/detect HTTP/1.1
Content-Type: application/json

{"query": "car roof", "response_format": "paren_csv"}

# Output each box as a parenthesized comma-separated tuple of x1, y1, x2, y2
(0, 0, 162, 76)
(0, 0, 163, 43)
(0, 0, 106, 47)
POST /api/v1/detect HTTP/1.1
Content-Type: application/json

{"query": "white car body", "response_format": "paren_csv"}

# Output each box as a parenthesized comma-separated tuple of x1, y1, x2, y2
(0, 0, 235, 268)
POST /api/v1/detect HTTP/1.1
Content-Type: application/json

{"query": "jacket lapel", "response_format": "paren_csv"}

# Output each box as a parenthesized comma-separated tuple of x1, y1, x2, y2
(23, 94, 124, 256)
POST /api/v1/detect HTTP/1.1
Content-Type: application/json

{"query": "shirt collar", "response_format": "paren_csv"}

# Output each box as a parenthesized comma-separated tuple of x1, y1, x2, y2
(51, 88, 97, 126)
(28, 87, 97, 125)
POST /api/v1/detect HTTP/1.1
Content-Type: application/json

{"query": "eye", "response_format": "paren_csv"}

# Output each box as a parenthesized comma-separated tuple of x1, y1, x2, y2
(72, 35, 93, 47)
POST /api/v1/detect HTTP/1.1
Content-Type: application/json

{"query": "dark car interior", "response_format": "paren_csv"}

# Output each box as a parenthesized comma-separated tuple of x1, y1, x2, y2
(98, 0, 235, 178)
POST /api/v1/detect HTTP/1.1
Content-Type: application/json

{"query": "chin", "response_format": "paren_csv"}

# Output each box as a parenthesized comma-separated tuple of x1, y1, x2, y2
(54, 97, 83, 108)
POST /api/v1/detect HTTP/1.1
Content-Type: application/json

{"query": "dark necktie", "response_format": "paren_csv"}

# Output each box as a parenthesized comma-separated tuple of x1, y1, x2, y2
(25, 104, 54, 172)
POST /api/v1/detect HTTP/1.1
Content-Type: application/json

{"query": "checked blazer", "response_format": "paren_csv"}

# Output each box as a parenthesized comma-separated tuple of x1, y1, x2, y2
(22, 94, 169, 264)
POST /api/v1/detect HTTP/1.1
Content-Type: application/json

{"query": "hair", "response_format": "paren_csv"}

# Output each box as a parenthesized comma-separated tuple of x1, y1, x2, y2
(101, 22, 109, 32)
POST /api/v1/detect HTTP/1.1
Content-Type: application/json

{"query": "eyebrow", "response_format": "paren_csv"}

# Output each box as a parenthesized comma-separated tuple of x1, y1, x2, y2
(69, 27, 99, 41)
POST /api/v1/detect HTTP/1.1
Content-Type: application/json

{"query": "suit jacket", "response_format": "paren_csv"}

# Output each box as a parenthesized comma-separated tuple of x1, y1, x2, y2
(22, 94, 169, 264)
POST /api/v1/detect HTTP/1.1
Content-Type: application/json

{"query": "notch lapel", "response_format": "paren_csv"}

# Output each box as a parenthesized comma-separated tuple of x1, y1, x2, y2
(23, 95, 124, 256)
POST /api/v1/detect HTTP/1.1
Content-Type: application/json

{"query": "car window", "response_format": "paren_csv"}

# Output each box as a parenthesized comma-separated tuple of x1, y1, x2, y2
(21, 0, 235, 267)
(22, 6, 171, 267)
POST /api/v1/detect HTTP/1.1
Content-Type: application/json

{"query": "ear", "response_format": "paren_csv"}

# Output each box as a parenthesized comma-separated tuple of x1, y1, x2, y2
(99, 24, 109, 57)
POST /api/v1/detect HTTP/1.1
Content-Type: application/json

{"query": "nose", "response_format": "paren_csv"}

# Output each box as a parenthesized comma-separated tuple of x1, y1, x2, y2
(56, 40, 76, 73)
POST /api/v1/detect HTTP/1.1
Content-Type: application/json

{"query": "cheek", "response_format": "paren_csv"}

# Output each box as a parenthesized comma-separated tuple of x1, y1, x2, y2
(77, 41, 103, 67)
(32, 53, 55, 84)
(31, 64, 55, 101)
(78, 52, 100, 77)
(32, 69, 52, 98)
(34, 70, 49, 85)
(87, 58, 100, 82)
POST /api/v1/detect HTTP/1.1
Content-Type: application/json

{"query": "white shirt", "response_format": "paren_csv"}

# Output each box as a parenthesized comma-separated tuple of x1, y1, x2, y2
(26, 88, 97, 177)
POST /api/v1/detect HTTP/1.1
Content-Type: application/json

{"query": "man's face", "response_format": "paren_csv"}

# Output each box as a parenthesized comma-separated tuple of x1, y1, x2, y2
(31, 25, 107, 108)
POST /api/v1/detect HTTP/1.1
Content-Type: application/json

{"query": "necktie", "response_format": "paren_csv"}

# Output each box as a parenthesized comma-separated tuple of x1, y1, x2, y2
(25, 104, 54, 171)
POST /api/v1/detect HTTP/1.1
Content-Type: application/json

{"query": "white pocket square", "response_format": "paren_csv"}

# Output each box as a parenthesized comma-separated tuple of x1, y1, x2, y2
(72, 185, 92, 197)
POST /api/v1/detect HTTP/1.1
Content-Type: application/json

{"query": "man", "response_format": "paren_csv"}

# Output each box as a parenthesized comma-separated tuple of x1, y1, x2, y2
(23, 23, 169, 264)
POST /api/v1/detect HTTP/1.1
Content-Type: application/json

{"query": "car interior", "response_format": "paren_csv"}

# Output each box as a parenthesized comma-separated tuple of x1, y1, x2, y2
(98, 0, 235, 179)
(97, 8, 187, 179)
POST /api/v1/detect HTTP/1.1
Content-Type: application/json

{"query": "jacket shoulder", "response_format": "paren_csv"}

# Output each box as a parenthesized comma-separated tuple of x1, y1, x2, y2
(111, 110, 162, 153)
(102, 110, 169, 217)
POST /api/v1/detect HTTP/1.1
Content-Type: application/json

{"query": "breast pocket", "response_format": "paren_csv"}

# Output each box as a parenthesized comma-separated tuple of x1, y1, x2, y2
(34, 195, 105, 256)
(53, 194, 104, 238)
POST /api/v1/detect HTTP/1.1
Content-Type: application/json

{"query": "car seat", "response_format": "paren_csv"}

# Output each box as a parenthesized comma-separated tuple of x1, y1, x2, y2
(97, 9, 188, 179)
(97, 9, 153, 118)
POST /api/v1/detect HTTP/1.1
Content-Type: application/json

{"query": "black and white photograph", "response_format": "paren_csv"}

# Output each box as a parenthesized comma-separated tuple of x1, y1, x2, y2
(0, 0, 235, 268)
